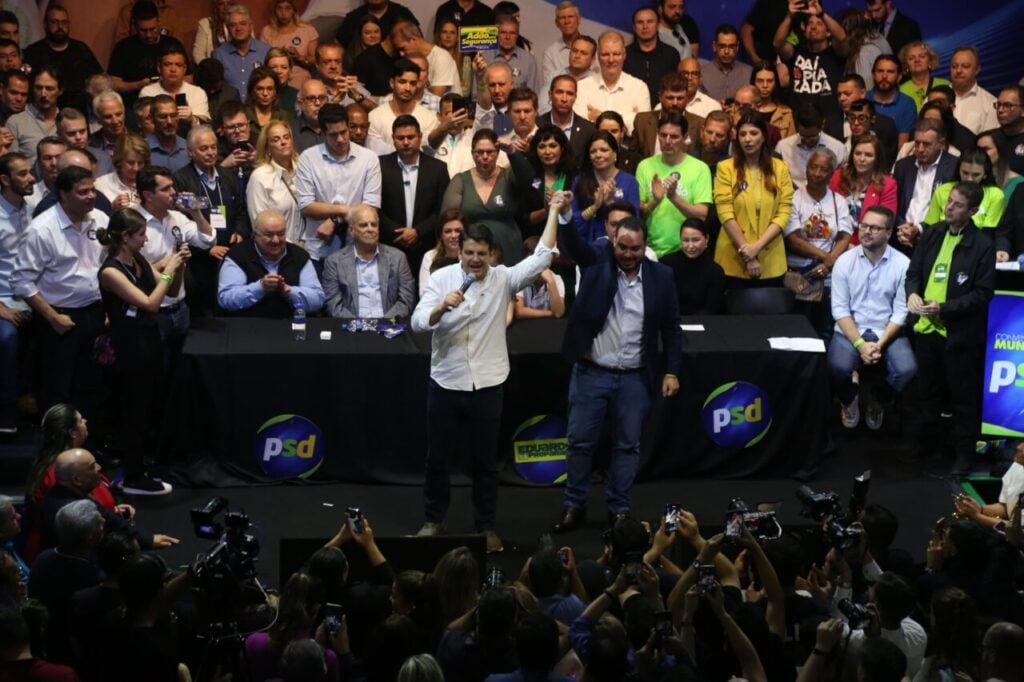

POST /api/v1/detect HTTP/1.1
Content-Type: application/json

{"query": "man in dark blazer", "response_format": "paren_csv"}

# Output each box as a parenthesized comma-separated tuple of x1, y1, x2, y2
(552, 208, 682, 533)
(537, 74, 596, 165)
(378, 114, 447, 275)
(893, 118, 958, 253)
(174, 124, 250, 313)
(905, 181, 994, 476)
(866, 0, 921, 59)
(632, 72, 705, 158)
(322, 204, 416, 319)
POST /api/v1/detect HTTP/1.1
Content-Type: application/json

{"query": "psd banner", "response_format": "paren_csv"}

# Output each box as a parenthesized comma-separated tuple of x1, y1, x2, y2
(983, 291, 1024, 438)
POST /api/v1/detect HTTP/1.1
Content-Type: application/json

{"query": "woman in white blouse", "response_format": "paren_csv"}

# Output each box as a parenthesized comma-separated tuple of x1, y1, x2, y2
(246, 120, 303, 244)
(94, 135, 150, 211)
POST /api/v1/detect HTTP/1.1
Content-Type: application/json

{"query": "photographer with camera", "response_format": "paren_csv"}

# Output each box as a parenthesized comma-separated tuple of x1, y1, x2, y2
(842, 571, 927, 678)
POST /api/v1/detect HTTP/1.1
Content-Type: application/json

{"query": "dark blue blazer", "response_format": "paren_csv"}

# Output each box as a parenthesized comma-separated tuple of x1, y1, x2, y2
(558, 218, 682, 383)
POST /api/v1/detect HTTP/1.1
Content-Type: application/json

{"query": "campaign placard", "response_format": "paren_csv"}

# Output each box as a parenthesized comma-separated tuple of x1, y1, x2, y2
(982, 291, 1024, 437)
(459, 25, 498, 53)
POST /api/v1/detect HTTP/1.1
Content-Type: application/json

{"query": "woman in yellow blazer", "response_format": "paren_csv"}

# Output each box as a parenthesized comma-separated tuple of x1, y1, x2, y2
(714, 111, 794, 286)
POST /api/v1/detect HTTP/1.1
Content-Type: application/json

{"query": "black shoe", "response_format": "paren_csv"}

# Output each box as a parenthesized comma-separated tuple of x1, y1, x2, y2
(122, 475, 173, 496)
(553, 507, 586, 534)
(607, 511, 630, 528)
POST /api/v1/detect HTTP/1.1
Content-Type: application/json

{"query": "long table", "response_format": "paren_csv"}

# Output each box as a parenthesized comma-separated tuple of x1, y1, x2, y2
(163, 315, 829, 484)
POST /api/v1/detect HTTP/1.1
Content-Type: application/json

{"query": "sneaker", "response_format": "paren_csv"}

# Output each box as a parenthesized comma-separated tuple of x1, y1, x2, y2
(865, 401, 884, 431)
(483, 530, 504, 554)
(122, 475, 173, 496)
(415, 522, 446, 537)
(840, 395, 860, 429)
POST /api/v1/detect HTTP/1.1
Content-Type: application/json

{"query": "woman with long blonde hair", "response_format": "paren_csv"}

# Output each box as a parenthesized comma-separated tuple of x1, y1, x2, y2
(260, 0, 320, 88)
(247, 119, 303, 244)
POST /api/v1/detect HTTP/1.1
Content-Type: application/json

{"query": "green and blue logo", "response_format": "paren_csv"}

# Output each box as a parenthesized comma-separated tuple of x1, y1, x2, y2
(512, 415, 568, 485)
(255, 414, 324, 478)
(702, 382, 772, 448)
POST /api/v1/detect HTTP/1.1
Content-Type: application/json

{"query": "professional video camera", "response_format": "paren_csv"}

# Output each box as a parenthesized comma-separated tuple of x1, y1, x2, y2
(724, 498, 783, 544)
(795, 471, 871, 550)
(190, 497, 261, 596)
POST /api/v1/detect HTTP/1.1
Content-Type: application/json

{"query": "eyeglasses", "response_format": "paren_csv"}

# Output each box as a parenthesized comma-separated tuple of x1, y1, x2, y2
(303, 95, 329, 104)
(223, 122, 249, 131)
(857, 223, 888, 233)
(994, 101, 1021, 110)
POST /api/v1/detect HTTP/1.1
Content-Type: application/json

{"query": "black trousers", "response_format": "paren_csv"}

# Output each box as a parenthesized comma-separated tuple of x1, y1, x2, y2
(913, 331, 983, 461)
(111, 324, 163, 479)
(36, 302, 104, 422)
(424, 379, 503, 531)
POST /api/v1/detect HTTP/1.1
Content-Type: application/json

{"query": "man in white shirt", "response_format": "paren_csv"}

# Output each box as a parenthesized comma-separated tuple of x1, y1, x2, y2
(411, 192, 563, 554)
(368, 59, 438, 150)
(949, 46, 998, 135)
(136, 165, 214, 354)
(11, 165, 106, 419)
(389, 20, 460, 97)
(677, 57, 722, 120)
(139, 43, 211, 126)
(574, 31, 650, 135)
(775, 102, 848, 188)
(845, 572, 928, 679)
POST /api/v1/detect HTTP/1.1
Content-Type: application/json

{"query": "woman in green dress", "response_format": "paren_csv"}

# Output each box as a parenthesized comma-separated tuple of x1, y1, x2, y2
(441, 129, 532, 265)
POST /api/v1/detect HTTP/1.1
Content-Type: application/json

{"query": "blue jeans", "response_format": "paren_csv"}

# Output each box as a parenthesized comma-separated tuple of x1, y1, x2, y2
(0, 318, 18, 408)
(827, 330, 917, 405)
(563, 362, 651, 513)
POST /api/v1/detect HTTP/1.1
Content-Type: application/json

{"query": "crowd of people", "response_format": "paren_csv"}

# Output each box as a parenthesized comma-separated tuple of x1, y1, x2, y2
(3, 448, 1024, 682)
(0, 0, 1023, 677)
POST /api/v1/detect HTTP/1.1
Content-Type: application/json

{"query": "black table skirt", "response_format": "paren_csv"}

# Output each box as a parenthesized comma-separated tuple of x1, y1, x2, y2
(162, 315, 828, 485)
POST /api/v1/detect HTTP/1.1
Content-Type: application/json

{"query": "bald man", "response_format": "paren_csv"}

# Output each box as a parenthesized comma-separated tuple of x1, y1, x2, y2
(30, 149, 113, 218)
(39, 449, 178, 552)
(678, 57, 723, 119)
(981, 622, 1024, 682)
(218, 208, 325, 317)
(322, 204, 415, 319)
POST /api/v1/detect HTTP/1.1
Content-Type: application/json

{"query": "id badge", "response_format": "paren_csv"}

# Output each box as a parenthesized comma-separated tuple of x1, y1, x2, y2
(934, 263, 948, 282)
(126, 306, 138, 318)
(210, 205, 228, 230)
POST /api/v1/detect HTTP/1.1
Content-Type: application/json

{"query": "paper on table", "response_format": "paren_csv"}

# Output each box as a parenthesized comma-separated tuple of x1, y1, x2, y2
(680, 324, 705, 331)
(768, 337, 826, 353)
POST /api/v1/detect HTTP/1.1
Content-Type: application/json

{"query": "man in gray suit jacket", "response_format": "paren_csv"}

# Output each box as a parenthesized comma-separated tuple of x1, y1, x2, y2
(322, 204, 416, 318)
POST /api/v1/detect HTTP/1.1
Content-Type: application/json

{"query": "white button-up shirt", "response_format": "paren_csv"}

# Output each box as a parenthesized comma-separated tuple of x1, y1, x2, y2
(247, 161, 302, 244)
(953, 83, 999, 135)
(412, 242, 556, 391)
(138, 205, 215, 306)
(775, 132, 849, 187)
(574, 72, 651, 134)
(295, 142, 382, 261)
(905, 152, 944, 226)
(11, 203, 107, 308)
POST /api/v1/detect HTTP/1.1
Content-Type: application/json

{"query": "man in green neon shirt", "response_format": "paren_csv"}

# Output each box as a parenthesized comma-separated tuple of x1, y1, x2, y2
(905, 181, 995, 476)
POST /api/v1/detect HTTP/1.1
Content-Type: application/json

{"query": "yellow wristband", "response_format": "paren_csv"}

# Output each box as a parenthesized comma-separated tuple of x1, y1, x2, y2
(160, 273, 173, 283)
(853, 337, 865, 349)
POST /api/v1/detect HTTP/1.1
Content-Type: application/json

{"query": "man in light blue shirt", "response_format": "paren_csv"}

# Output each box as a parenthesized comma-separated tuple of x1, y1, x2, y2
(146, 95, 189, 172)
(0, 151, 34, 432)
(295, 103, 382, 269)
(829, 205, 916, 430)
(211, 5, 269, 103)
(218, 208, 324, 317)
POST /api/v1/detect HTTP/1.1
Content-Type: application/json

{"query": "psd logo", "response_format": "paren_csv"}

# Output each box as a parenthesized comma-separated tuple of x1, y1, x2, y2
(255, 415, 324, 478)
(512, 415, 568, 485)
(702, 382, 772, 448)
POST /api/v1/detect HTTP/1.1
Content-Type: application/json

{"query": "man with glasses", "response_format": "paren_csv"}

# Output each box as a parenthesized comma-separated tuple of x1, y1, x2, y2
(992, 86, 1024, 177)
(677, 57, 721, 120)
(837, 74, 898, 168)
(828, 205, 915, 431)
(292, 80, 329, 153)
(216, 101, 256, 181)
(701, 25, 751, 104)
(211, 5, 270, 103)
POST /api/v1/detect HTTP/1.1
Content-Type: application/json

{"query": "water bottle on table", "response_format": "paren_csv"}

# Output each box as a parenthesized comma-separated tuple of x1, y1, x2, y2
(292, 303, 306, 341)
